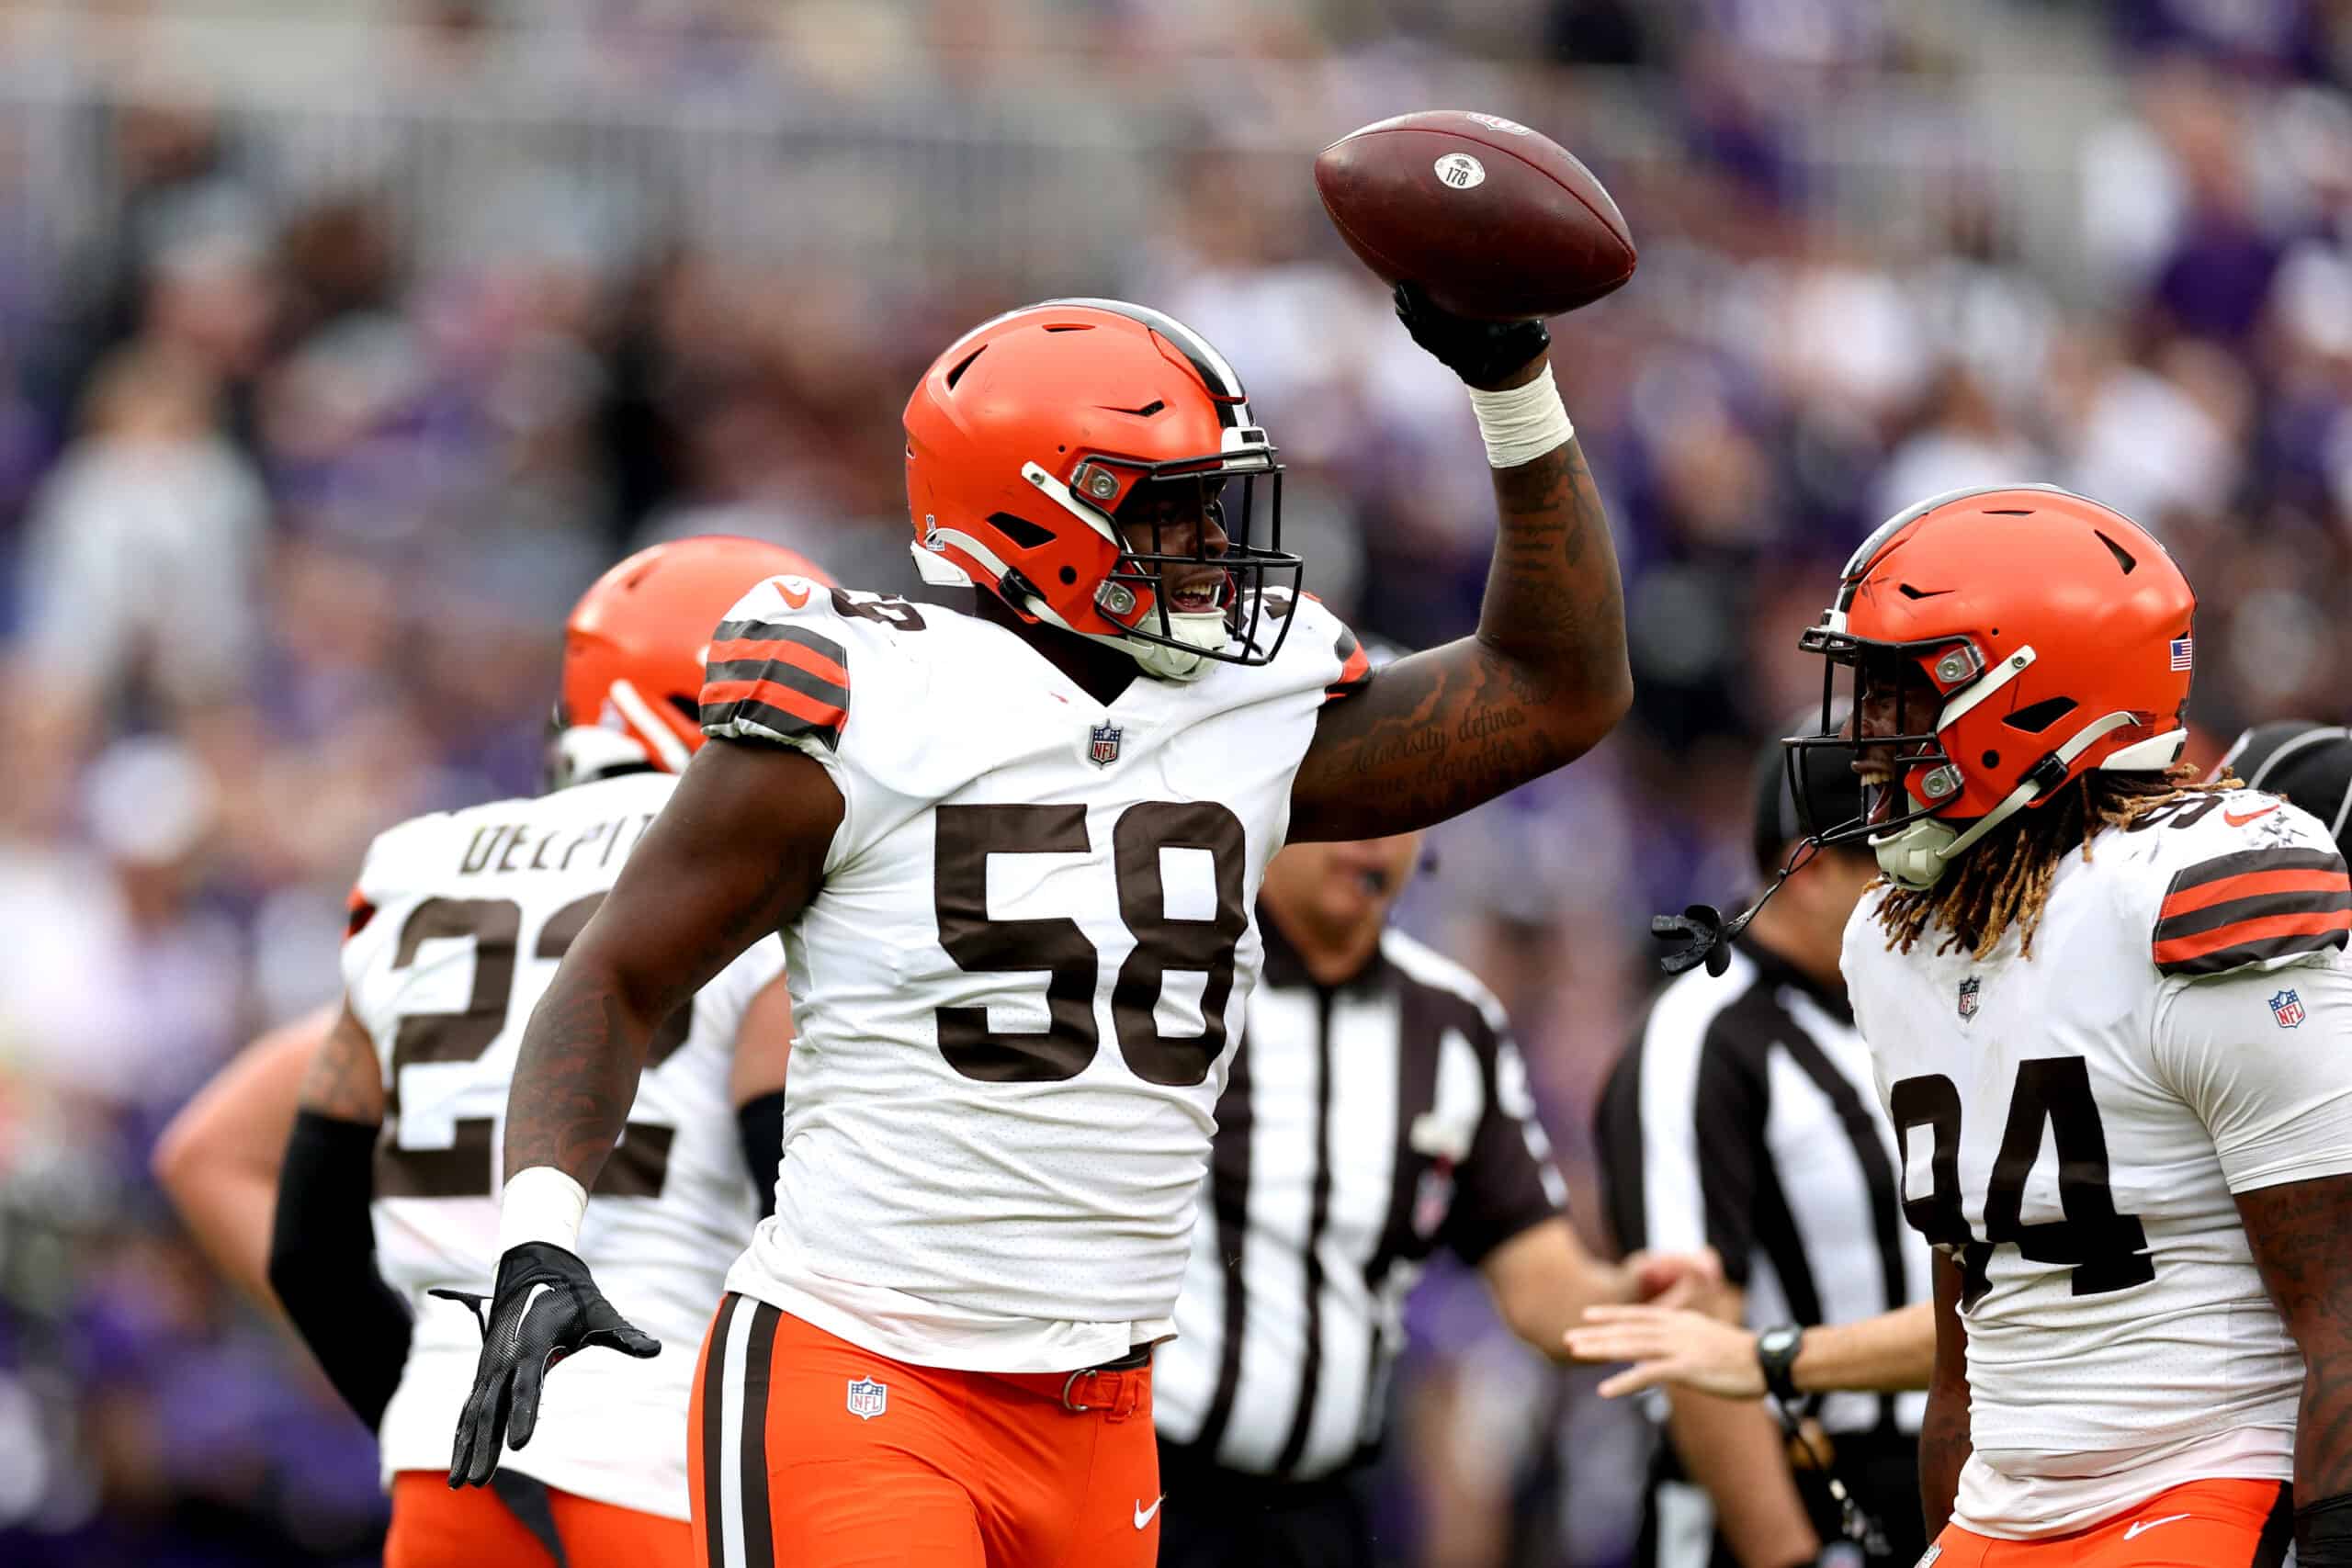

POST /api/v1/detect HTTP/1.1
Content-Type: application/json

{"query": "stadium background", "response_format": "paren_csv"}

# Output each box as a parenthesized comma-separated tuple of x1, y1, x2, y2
(0, 0, 2346, 1562)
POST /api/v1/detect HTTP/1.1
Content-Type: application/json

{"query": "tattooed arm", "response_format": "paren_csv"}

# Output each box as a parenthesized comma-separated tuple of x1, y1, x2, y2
(1919, 1250, 1973, 1541)
(1288, 349, 1630, 841)
(2239, 1173, 2352, 1503)
(502, 739, 841, 1188)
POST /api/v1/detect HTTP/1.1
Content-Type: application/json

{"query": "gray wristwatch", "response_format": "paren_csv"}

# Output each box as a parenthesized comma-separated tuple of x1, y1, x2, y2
(1756, 1323, 1806, 1404)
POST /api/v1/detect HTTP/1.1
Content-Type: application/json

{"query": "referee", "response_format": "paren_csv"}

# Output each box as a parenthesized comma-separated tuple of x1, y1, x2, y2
(1596, 728, 1931, 1568)
(1154, 823, 1714, 1568)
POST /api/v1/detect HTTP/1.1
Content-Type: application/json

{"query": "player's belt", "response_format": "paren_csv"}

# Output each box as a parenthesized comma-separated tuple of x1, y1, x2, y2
(985, 1345, 1154, 1419)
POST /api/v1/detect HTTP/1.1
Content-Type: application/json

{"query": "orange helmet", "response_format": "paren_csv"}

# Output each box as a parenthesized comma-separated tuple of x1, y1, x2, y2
(551, 536, 834, 787)
(1791, 484, 2196, 889)
(902, 298, 1302, 681)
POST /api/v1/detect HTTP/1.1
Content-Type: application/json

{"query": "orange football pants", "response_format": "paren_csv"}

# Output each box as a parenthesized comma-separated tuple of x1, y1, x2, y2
(1928, 1478, 2291, 1567)
(686, 1294, 1159, 1568)
(387, 1471, 691, 1568)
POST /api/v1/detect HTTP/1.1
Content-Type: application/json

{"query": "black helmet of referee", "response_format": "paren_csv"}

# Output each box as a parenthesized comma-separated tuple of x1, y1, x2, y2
(1754, 711, 1869, 879)
(2214, 721, 2352, 852)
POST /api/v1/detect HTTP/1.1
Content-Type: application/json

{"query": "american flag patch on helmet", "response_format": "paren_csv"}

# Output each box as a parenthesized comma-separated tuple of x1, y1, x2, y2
(2169, 636, 2194, 671)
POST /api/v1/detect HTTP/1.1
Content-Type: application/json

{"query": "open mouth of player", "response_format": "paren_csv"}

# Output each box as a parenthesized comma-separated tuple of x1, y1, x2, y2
(1163, 571, 1233, 615)
(1852, 748, 1944, 828)
(1857, 763, 1898, 827)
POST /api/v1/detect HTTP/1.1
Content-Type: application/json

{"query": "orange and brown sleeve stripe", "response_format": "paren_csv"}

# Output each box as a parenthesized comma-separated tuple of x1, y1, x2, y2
(2152, 846, 2352, 976)
(700, 620, 850, 750)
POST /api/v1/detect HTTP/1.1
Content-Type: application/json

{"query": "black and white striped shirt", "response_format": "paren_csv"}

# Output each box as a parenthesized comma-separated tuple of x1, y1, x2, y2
(1597, 942, 1930, 1440)
(1154, 911, 1567, 1481)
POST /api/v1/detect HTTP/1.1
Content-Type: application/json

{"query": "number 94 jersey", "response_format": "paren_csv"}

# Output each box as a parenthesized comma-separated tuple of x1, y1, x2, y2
(699, 578, 1372, 1375)
(1844, 788, 2352, 1539)
(342, 770, 786, 1518)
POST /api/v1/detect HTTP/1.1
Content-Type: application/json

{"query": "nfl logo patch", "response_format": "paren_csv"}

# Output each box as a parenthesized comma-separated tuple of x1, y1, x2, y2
(846, 1374, 888, 1420)
(1088, 722, 1122, 768)
(2271, 989, 2306, 1029)
(1957, 976, 1980, 1021)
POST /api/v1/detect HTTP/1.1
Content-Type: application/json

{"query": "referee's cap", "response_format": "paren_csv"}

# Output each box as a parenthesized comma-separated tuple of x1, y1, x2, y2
(1657, 711, 1866, 978)
(1753, 708, 1865, 878)
(2212, 720, 2352, 850)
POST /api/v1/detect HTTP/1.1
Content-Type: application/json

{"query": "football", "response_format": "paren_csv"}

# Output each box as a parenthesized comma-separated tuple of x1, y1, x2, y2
(1313, 110, 1636, 321)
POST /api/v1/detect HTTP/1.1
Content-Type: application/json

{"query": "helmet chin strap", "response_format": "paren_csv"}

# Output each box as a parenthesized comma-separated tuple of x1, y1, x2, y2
(1869, 814, 1970, 892)
(1093, 609, 1227, 682)
(1023, 591, 1227, 683)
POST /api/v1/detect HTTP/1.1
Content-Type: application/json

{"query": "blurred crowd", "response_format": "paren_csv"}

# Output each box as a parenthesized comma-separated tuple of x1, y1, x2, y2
(0, 0, 2347, 1563)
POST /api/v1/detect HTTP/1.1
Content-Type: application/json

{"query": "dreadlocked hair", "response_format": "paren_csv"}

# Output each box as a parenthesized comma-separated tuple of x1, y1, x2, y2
(1876, 764, 2235, 962)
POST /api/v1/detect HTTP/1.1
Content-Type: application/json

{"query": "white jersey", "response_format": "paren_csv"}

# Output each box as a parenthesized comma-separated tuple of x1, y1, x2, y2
(697, 577, 1370, 1373)
(343, 771, 785, 1518)
(1845, 787, 2352, 1539)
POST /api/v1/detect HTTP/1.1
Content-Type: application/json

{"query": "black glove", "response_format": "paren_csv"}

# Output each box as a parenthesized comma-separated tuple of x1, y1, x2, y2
(1393, 282, 1550, 389)
(434, 1241, 660, 1488)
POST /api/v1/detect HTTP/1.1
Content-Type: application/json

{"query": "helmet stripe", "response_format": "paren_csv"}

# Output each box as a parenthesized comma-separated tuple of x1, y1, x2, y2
(607, 678, 694, 773)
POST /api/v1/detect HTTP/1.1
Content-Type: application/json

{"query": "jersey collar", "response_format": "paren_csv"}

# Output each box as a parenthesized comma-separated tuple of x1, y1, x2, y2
(1740, 935, 1854, 1026)
(1257, 901, 1394, 995)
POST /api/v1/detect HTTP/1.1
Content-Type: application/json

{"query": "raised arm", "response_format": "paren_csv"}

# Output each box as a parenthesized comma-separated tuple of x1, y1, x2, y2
(1289, 300, 1628, 841)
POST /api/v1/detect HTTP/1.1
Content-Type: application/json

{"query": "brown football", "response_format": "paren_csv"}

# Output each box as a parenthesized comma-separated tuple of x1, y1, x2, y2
(1314, 110, 1636, 321)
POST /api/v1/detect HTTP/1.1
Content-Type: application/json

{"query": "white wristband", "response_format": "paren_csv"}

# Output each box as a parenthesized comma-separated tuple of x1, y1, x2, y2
(497, 1165, 588, 1254)
(1467, 365, 1574, 468)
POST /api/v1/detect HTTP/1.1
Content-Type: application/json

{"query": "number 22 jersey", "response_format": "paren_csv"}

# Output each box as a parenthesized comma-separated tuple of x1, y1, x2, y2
(343, 770, 786, 1517)
(699, 577, 1371, 1375)
(1844, 788, 2352, 1539)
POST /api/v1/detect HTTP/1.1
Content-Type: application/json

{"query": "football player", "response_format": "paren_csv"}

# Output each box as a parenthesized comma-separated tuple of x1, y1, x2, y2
(440, 292, 1636, 1568)
(153, 535, 826, 1568)
(1569, 720, 2352, 1422)
(1714, 485, 2352, 1568)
